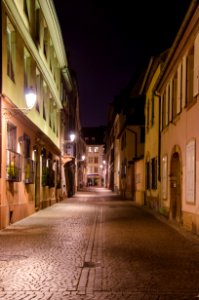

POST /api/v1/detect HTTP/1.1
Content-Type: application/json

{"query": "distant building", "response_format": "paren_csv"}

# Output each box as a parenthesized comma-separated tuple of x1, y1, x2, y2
(82, 127, 106, 187)
(142, 51, 168, 209)
(105, 75, 145, 198)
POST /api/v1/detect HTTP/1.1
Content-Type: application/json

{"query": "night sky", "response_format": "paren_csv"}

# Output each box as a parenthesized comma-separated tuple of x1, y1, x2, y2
(54, 0, 192, 127)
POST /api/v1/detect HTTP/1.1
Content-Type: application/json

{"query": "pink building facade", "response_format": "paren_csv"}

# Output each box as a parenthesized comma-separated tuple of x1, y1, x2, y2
(156, 1, 199, 233)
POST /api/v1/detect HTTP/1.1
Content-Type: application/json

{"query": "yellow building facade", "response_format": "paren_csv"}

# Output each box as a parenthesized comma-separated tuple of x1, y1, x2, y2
(144, 57, 163, 210)
(154, 0, 199, 234)
(0, 0, 72, 228)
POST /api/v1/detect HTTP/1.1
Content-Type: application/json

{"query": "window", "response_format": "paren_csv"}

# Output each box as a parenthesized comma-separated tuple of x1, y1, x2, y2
(36, 68, 41, 112)
(43, 82, 47, 120)
(151, 157, 157, 190)
(167, 83, 171, 122)
(7, 123, 16, 151)
(146, 100, 150, 130)
(6, 150, 22, 182)
(49, 97, 52, 128)
(49, 44, 54, 72)
(88, 147, 93, 153)
(23, 134, 30, 158)
(23, 134, 35, 184)
(94, 147, 99, 153)
(94, 157, 98, 163)
(94, 167, 98, 173)
(151, 95, 155, 126)
(186, 46, 194, 106)
(56, 160, 61, 188)
(7, 18, 16, 82)
(24, 48, 31, 90)
(43, 26, 49, 59)
(121, 159, 127, 178)
(23, 0, 29, 19)
(177, 63, 183, 114)
(162, 91, 166, 129)
(41, 148, 47, 186)
(162, 155, 168, 200)
(88, 157, 93, 163)
(172, 72, 177, 120)
(35, 6, 40, 44)
(146, 161, 150, 190)
(6, 123, 22, 182)
(47, 153, 55, 188)
(88, 166, 93, 173)
(52, 105, 56, 133)
(165, 85, 169, 125)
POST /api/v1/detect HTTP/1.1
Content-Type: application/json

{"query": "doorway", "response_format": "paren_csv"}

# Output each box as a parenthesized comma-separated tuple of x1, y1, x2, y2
(170, 152, 181, 222)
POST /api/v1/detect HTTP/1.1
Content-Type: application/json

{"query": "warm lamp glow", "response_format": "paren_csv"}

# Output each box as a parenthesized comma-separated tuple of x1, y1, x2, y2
(70, 133, 76, 142)
(25, 88, 37, 109)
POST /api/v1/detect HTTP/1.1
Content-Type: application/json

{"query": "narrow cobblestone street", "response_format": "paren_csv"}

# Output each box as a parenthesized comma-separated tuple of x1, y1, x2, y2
(0, 188, 199, 300)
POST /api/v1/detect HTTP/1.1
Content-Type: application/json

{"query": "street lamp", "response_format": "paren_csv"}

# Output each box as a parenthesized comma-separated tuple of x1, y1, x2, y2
(24, 87, 37, 109)
(69, 133, 76, 142)
(1, 87, 37, 114)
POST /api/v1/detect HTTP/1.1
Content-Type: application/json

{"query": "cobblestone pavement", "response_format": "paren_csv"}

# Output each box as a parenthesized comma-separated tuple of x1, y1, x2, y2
(0, 188, 199, 299)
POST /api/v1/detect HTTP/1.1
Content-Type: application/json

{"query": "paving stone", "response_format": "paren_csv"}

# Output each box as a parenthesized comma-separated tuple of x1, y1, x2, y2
(0, 188, 199, 299)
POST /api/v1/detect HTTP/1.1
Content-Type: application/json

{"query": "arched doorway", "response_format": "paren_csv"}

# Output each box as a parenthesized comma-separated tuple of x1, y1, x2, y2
(170, 151, 181, 222)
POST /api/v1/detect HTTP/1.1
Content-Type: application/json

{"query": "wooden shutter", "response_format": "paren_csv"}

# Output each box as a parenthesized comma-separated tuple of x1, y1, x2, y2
(182, 56, 186, 107)
(177, 64, 182, 114)
(193, 33, 199, 97)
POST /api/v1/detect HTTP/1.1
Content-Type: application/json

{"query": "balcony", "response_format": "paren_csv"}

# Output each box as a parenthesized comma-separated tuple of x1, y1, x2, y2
(6, 150, 22, 182)
(24, 158, 35, 184)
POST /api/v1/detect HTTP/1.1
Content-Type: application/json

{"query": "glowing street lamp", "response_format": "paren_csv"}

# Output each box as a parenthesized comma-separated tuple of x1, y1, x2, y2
(1, 87, 37, 114)
(25, 87, 37, 109)
(70, 133, 76, 142)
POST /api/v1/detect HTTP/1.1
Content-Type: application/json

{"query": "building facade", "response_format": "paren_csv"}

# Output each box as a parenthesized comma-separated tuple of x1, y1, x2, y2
(86, 144, 105, 187)
(156, 0, 199, 232)
(0, 0, 74, 228)
(105, 80, 145, 199)
(143, 53, 168, 209)
(82, 127, 106, 187)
